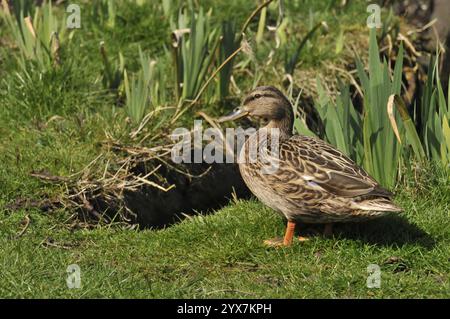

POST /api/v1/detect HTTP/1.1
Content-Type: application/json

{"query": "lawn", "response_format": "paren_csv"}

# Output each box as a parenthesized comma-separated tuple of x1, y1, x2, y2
(0, 166, 448, 298)
(0, 0, 449, 298)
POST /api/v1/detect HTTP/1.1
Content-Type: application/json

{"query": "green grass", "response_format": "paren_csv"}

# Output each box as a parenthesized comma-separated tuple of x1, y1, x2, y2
(0, 0, 449, 298)
(0, 165, 448, 298)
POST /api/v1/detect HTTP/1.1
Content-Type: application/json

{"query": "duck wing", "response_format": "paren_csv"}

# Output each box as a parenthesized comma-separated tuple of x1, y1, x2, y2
(278, 135, 392, 199)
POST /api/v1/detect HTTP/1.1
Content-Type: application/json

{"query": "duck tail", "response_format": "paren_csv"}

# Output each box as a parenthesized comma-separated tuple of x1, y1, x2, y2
(354, 198, 403, 212)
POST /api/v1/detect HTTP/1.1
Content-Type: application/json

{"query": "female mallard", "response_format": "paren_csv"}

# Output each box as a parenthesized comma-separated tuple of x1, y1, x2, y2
(219, 86, 402, 247)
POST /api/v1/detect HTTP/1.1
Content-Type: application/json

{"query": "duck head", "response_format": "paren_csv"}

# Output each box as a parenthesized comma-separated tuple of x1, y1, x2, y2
(218, 86, 294, 137)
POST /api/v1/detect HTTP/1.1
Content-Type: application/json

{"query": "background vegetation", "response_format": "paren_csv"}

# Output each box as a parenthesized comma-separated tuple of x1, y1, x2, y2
(0, 0, 448, 298)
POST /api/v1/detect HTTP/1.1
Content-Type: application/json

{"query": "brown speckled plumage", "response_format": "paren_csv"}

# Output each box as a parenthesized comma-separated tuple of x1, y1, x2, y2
(219, 86, 402, 245)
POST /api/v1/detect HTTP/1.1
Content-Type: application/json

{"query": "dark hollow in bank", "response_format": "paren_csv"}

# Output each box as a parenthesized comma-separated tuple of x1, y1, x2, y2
(124, 160, 251, 228)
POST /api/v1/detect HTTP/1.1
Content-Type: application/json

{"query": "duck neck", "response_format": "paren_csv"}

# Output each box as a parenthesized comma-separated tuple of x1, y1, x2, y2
(264, 114, 293, 141)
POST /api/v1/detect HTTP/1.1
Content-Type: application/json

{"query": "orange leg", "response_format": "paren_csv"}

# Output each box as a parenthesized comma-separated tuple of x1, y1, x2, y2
(264, 220, 303, 247)
(283, 220, 296, 246)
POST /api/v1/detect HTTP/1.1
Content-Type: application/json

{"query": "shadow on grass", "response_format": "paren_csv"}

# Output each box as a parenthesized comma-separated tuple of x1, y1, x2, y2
(302, 215, 436, 249)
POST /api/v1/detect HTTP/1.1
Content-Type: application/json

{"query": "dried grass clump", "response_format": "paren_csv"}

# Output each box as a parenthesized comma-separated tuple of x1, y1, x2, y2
(30, 142, 176, 228)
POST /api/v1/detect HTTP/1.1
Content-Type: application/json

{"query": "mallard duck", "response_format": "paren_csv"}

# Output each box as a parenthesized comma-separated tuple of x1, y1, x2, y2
(219, 86, 402, 247)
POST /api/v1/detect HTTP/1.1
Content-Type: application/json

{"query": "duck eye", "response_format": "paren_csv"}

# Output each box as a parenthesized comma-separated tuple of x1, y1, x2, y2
(254, 94, 261, 99)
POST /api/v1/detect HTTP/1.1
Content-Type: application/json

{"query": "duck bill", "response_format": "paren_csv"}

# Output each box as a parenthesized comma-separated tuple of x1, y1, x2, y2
(217, 107, 248, 123)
